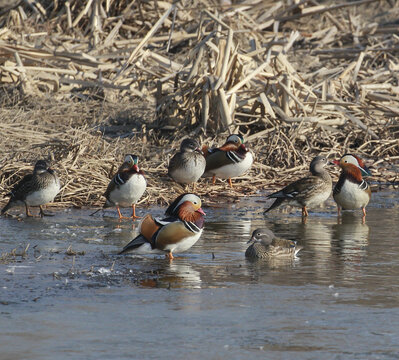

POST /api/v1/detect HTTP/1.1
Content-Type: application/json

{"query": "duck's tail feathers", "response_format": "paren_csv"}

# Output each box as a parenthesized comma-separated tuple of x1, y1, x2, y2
(267, 189, 287, 198)
(118, 234, 147, 255)
(264, 198, 285, 214)
(1, 201, 12, 215)
(294, 245, 304, 256)
(102, 199, 113, 209)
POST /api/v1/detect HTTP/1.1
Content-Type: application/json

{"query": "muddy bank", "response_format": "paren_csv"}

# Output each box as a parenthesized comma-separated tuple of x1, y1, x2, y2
(0, 96, 397, 210)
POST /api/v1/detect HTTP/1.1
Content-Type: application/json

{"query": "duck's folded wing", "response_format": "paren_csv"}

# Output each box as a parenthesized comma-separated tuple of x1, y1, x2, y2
(140, 214, 162, 242)
(273, 176, 324, 200)
(155, 221, 194, 251)
(272, 238, 296, 248)
(103, 178, 115, 198)
(104, 170, 137, 198)
(118, 234, 148, 254)
(8, 174, 34, 199)
(104, 172, 126, 198)
(290, 176, 327, 201)
(268, 245, 294, 257)
(167, 153, 180, 173)
(205, 150, 233, 172)
(269, 239, 296, 256)
(271, 238, 300, 256)
(118, 214, 160, 254)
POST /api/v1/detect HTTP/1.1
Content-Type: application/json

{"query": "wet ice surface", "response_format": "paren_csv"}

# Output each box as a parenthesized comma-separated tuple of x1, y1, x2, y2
(1, 191, 399, 359)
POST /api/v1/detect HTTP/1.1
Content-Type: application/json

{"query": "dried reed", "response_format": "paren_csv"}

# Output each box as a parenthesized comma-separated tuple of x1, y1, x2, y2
(0, 0, 398, 208)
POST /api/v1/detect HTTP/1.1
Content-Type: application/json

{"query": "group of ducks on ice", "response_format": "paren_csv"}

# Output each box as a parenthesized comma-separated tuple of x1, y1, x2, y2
(1, 134, 372, 260)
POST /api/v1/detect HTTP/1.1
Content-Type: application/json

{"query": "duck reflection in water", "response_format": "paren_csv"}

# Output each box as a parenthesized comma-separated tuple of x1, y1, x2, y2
(297, 220, 333, 257)
(139, 262, 202, 289)
(331, 212, 370, 262)
(292, 218, 337, 280)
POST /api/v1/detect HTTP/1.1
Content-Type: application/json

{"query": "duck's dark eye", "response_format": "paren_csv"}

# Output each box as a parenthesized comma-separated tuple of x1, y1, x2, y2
(344, 160, 347, 163)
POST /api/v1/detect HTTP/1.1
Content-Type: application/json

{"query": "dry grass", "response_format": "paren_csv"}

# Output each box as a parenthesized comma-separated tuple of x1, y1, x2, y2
(0, 0, 398, 209)
(0, 243, 30, 264)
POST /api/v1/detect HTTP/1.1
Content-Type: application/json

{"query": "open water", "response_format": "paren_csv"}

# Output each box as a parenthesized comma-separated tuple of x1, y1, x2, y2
(0, 190, 398, 359)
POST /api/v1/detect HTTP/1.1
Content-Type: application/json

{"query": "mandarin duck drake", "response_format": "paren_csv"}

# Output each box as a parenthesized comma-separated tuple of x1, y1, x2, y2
(1, 160, 60, 217)
(264, 156, 332, 217)
(202, 134, 253, 187)
(119, 193, 205, 260)
(168, 138, 206, 190)
(245, 228, 302, 259)
(103, 154, 146, 220)
(333, 154, 372, 219)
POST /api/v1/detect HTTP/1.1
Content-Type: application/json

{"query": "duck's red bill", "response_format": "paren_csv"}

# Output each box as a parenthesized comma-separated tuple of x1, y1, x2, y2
(197, 208, 206, 216)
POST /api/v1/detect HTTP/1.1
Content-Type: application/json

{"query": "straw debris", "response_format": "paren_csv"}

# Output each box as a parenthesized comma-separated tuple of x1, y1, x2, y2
(0, 0, 398, 208)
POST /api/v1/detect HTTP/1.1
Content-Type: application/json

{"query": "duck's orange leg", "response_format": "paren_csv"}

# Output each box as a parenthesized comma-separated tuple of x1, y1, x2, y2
(116, 206, 130, 220)
(228, 178, 233, 188)
(25, 203, 33, 217)
(337, 206, 341, 216)
(361, 207, 366, 224)
(302, 206, 309, 217)
(131, 204, 141, 219)
(212, 175, 216, 185)
(39, 205, 54, 217)
(165, 252, 174, 261)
